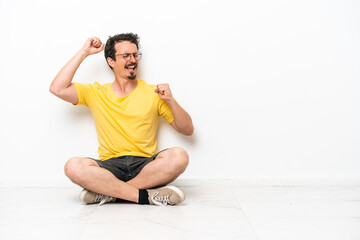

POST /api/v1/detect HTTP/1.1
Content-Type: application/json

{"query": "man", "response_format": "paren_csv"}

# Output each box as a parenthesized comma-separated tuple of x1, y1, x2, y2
(50, 33, 194, 206)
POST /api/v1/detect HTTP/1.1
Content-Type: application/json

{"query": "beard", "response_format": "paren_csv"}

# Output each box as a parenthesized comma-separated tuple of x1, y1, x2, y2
(127, 74, 136, 80)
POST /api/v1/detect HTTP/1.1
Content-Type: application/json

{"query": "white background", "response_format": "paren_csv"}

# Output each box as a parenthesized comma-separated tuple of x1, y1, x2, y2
(0, 0, 359, 186)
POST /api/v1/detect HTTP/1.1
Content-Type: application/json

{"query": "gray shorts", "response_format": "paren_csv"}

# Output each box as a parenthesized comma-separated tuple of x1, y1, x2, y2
(93, 150, 167, 182)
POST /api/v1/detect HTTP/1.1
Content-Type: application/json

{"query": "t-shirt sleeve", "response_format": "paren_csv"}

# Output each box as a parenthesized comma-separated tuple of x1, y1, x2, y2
(72, 82, 93, 106)
(158, 98, 174, 124)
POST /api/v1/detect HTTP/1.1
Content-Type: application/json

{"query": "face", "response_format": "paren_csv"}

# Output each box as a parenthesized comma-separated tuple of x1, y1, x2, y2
(109, 41, 139, 80)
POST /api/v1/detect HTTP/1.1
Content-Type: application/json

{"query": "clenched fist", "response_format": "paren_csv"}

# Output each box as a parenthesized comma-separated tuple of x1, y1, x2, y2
(81, 37, 104, 56)
(155, 83, 173, 102)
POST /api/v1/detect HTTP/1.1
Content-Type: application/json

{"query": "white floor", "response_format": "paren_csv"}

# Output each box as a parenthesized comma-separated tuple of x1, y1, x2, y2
(1, 186, 359, 240)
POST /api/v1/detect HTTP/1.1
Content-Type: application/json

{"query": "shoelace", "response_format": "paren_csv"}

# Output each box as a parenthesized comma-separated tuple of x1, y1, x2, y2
(94, 194, 113, 206)
(151, 191, 171, 206)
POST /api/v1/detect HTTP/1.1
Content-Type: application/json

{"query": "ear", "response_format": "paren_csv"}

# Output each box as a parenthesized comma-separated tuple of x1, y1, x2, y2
(107, 57, 115, 68)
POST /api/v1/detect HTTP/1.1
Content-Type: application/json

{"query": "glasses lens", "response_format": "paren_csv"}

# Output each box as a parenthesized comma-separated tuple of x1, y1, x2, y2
(137, 53, 142, 60)
(121, 53, 130, 61)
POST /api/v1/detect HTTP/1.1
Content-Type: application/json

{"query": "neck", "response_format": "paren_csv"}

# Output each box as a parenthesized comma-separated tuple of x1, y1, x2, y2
(112, 77, 138, 98)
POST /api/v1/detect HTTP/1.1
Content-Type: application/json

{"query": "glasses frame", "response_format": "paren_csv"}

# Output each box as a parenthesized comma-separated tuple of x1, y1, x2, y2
(115, 52, 142, 61)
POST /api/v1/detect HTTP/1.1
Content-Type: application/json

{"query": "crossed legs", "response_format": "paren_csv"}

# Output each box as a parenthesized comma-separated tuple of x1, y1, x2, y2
(64, 147, 189, 203)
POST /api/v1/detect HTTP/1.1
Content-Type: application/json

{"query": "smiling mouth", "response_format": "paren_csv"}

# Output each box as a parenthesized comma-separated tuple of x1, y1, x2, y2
(125, 64, 137, 74)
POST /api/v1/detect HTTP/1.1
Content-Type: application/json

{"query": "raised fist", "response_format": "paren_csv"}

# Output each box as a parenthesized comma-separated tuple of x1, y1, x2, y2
(81, 37, 104, 55)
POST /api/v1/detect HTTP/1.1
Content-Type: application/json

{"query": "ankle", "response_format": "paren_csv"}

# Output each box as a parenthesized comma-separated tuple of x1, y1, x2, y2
(138, 189, 150, 204)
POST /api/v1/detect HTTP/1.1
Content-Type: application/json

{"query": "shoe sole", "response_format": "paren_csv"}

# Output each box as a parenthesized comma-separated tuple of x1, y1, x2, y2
(164, 185, 185, 202)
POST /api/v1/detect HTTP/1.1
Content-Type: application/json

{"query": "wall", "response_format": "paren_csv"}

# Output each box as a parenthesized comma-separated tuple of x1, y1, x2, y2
(1, 0, 359, 186)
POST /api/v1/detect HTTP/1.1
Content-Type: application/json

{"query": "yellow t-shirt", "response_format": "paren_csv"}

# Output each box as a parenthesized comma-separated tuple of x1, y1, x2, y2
(73, 79, 174, 160)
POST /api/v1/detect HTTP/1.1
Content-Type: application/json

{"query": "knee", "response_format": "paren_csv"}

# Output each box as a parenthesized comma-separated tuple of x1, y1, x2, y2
(170, 147, 189, 172)
(64, 157, 84, 182)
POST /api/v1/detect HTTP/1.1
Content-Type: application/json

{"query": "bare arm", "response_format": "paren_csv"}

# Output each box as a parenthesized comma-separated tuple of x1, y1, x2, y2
(155, 84, 194, 136)
(49, 37, 104, 104)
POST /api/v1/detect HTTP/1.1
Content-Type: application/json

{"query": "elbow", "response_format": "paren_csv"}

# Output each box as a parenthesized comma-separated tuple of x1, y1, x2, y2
(49, 83, 57, 95)
(49, 86, 55, 95)
(49, 83, 61, 96)
(184, 125, 194, 136)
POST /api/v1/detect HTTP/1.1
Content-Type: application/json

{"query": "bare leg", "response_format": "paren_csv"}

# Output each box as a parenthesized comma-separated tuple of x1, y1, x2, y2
(64, 147, 189, 203)
(126, 147, 189, 189)
(64, 157, 139, 202)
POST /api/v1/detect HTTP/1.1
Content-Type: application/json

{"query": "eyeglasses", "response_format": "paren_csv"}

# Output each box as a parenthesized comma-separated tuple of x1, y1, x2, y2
(115, 52, 142, 61)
